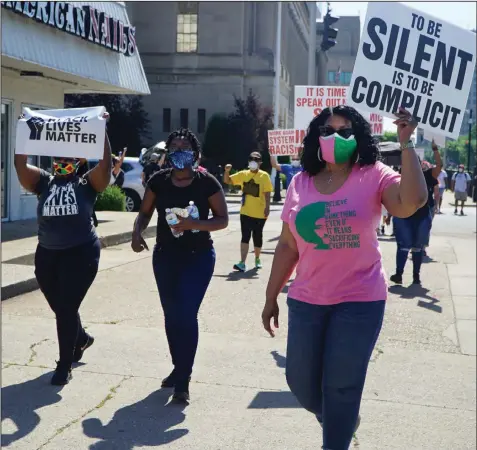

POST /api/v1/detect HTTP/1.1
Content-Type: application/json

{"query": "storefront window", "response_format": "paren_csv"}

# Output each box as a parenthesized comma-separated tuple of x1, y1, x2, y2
(1, 103, 10, 219)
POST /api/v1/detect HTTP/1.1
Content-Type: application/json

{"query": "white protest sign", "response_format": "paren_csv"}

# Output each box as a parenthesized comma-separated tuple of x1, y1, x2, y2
(268, 129, 302, 156)
(294, 85, 384, 134)
(423, 129, 446, 147)
(16, 106, 107, 158)
(347, 2, 476, 140)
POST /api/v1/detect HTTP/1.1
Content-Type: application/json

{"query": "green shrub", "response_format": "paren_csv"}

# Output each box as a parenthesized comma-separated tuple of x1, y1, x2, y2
(95, 185, 126, 211)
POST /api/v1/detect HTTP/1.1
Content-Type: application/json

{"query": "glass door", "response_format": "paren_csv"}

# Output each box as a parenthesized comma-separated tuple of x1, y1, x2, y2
(1, 102, 10, 220)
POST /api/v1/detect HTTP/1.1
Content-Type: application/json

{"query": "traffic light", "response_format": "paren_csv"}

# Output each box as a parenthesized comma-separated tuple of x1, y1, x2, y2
(321, 9, 339, 51)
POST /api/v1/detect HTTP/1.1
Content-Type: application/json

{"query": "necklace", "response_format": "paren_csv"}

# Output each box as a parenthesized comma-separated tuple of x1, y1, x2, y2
(325, 166, 349, 184)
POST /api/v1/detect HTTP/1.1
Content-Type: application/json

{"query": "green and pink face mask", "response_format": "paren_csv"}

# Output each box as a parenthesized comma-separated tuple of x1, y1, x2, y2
(318, 131, 357, 164)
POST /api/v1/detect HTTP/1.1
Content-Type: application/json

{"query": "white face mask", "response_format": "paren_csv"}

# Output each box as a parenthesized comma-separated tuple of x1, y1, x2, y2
(248, 161, 259, 171)
(291, 160, 300, 168)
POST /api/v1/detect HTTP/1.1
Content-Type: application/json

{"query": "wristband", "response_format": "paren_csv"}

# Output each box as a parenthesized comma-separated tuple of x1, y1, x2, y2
(401, 141, 415, 150)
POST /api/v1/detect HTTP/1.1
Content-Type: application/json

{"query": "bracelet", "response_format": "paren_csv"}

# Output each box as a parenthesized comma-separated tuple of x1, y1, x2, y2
(401, 141, 415, 150)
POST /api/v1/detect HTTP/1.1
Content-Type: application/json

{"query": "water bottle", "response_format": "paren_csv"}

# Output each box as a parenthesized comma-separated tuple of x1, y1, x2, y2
(165, 208, 183, 238)
(187, 201, 200, 233)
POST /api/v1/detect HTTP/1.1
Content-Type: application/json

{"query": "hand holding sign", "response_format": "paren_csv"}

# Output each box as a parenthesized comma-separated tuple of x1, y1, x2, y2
(393, 107, 418, 145)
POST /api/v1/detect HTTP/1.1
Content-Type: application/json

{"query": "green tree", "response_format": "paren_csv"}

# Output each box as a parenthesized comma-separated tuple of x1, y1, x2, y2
(227, 90, 274, 172)
(64, 94, 151, 156)
(379, 131, 398, 142)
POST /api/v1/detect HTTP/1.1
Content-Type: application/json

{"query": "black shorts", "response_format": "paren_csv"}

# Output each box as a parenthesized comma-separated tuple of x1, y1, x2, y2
(240, 214, 266, 248)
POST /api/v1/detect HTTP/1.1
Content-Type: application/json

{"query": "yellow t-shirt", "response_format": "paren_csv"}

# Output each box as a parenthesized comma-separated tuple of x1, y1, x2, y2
(230, 169, 274, 219)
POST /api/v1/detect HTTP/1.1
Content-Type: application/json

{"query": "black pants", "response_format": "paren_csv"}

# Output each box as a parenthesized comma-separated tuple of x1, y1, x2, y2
(34, 239, 101, 365)
(240, 214, 266, 248)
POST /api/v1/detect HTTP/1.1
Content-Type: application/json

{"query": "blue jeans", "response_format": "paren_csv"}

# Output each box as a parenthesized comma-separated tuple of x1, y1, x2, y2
(153, 246, 216, 384)
(393, 212, 432, 276)
(286, 298, 385, 450)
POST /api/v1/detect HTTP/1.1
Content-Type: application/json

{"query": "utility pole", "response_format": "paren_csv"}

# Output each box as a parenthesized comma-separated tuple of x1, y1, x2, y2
(468, 109, 473, 172)
(307, 2, 317, 85)
(273, 1, 282, 202)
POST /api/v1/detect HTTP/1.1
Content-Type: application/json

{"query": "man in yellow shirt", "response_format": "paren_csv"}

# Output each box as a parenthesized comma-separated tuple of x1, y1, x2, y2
(224, 152, 273, 271)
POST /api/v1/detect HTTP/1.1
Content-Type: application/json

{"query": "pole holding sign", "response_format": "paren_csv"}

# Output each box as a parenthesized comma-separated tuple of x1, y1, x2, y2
(16, 106, 107, 159)
(347, 2, 476, 140)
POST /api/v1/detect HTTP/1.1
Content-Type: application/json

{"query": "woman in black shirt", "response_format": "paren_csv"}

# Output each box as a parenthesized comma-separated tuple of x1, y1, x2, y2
(14, 112, 111, 386)
(132, 128, 228, 403)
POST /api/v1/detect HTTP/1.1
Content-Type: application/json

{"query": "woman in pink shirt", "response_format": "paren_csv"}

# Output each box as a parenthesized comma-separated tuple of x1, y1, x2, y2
(262, 105, 427, 450)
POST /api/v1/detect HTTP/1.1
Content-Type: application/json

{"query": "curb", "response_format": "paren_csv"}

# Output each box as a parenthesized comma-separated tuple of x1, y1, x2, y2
(1, 226, 157, 301)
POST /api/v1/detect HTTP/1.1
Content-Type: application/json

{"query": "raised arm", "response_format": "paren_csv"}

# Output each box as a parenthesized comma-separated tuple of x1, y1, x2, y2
(381, 108, 428, 218)
(88, 132, 112, 193)
(431, 140, 443, 179)
(14, 154, 41, 193)
(270, 155, 282, 171)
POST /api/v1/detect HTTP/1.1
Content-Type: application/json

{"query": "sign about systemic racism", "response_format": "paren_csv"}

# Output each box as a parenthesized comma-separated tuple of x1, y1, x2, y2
(268, 129, 303, 156)
(16, 106, 107, 158)
(1, 1, 137, 56)
(347, 2, 476, 139)
(294, 86, 384, 135)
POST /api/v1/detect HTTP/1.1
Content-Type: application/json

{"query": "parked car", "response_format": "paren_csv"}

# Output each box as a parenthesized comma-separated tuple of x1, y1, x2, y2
(88, 157, 145, 212)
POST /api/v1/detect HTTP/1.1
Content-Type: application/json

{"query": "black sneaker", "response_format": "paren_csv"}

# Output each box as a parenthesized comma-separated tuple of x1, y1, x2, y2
(413, 275, 421, 285)
(390, 274, 403, 284)
(172, 380, 190, 403)
(51, 361, 72, 386)
(460, 210, 464, 216)
(454, 209, 458, 215)
(161, 370, 191, 388)
(73, 334, 94, 363)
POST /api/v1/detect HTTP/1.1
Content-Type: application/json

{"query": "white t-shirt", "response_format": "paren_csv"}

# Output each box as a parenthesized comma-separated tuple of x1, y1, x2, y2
(437, 170, 447, 188)
(452, 172, 471, 192)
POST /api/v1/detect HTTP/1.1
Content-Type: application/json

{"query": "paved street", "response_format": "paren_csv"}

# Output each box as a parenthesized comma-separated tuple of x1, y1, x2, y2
(2, 199, 476, 450)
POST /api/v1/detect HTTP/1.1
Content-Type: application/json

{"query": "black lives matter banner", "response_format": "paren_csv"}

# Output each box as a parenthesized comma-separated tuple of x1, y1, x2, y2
(1, 1, 136, 56)
(16, 106, 107, 159)
(347, 2, 476, 139)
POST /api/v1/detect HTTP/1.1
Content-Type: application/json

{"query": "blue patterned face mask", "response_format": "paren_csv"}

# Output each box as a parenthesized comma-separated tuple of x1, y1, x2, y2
(168, 149, 196, 170)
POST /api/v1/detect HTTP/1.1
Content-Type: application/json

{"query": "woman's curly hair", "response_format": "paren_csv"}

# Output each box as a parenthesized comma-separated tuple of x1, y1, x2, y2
(165, 128, 201, 155)
(301, 105, 380, 176)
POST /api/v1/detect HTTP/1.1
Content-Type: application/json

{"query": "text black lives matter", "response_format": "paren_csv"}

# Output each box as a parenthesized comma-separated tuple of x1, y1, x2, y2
(350, 12, 474, 135)
(45, 116, 97, 144)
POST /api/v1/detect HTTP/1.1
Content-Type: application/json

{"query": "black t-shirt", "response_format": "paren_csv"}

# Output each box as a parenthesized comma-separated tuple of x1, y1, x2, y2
(35, 170, 98, 249)
(411, 169, 438, 219)
(148, 169, 222, 251)
(143, 162, 161, 184)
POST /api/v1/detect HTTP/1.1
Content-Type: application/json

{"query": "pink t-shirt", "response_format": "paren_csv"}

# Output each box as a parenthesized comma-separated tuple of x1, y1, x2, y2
(281, 162, 401, 305)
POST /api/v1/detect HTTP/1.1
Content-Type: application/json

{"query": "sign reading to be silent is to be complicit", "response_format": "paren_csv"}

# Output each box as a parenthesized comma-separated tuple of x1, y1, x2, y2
(347, 2, 476, 139)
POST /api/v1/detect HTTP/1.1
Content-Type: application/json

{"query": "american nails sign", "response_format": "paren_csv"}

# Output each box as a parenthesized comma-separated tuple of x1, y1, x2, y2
(1, 1, 137, 56)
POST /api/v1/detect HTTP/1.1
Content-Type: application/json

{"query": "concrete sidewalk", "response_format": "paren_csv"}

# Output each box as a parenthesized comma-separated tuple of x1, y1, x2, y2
(1, 209, 476, 449)
(1, 211, 158, 300)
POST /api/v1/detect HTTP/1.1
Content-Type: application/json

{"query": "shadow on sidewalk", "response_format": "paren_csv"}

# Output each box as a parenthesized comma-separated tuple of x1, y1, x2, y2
(388, 284, 442, 313)
(214, 268, 259, 281)
(271, 351, 286, 369)
(248, 391, 300, 409)
(1, 372, 64, 447)
(82, 389, 188, 449)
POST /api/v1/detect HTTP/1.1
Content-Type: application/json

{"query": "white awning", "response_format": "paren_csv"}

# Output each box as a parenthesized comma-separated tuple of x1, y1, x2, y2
(1, 1, 150, 95)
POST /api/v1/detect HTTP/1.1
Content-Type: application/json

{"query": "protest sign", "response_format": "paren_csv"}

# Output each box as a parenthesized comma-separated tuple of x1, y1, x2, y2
(268, 129, 302, 156)
(423, 129, 446, 147)
(347, 2, 476, 140)
(16, 106, 107, 158)
(294, 85, 384, 134)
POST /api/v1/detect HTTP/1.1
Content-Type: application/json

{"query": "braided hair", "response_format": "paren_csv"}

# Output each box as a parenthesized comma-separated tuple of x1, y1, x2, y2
(165, 128, 201, 155)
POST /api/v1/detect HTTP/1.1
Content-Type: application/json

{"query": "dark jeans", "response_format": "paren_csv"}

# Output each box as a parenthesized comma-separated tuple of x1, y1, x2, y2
(153, 246, 216, 385)
(393, 212, 432, 276)
(286, 298, 385, 450)
(35, 239, 101, 365)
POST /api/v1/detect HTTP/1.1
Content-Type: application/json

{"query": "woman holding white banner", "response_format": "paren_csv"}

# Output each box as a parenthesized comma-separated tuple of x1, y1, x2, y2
(14, 112, 111, 386)
(262, 105, 427, 449)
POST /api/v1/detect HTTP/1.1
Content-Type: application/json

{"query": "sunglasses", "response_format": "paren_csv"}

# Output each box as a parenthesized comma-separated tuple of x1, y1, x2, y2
(319, 126, 354, 139)
(249, 157, 261, 162)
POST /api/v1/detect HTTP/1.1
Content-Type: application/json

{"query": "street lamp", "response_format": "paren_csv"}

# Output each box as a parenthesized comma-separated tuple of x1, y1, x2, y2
(467, 109, 473, 172)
